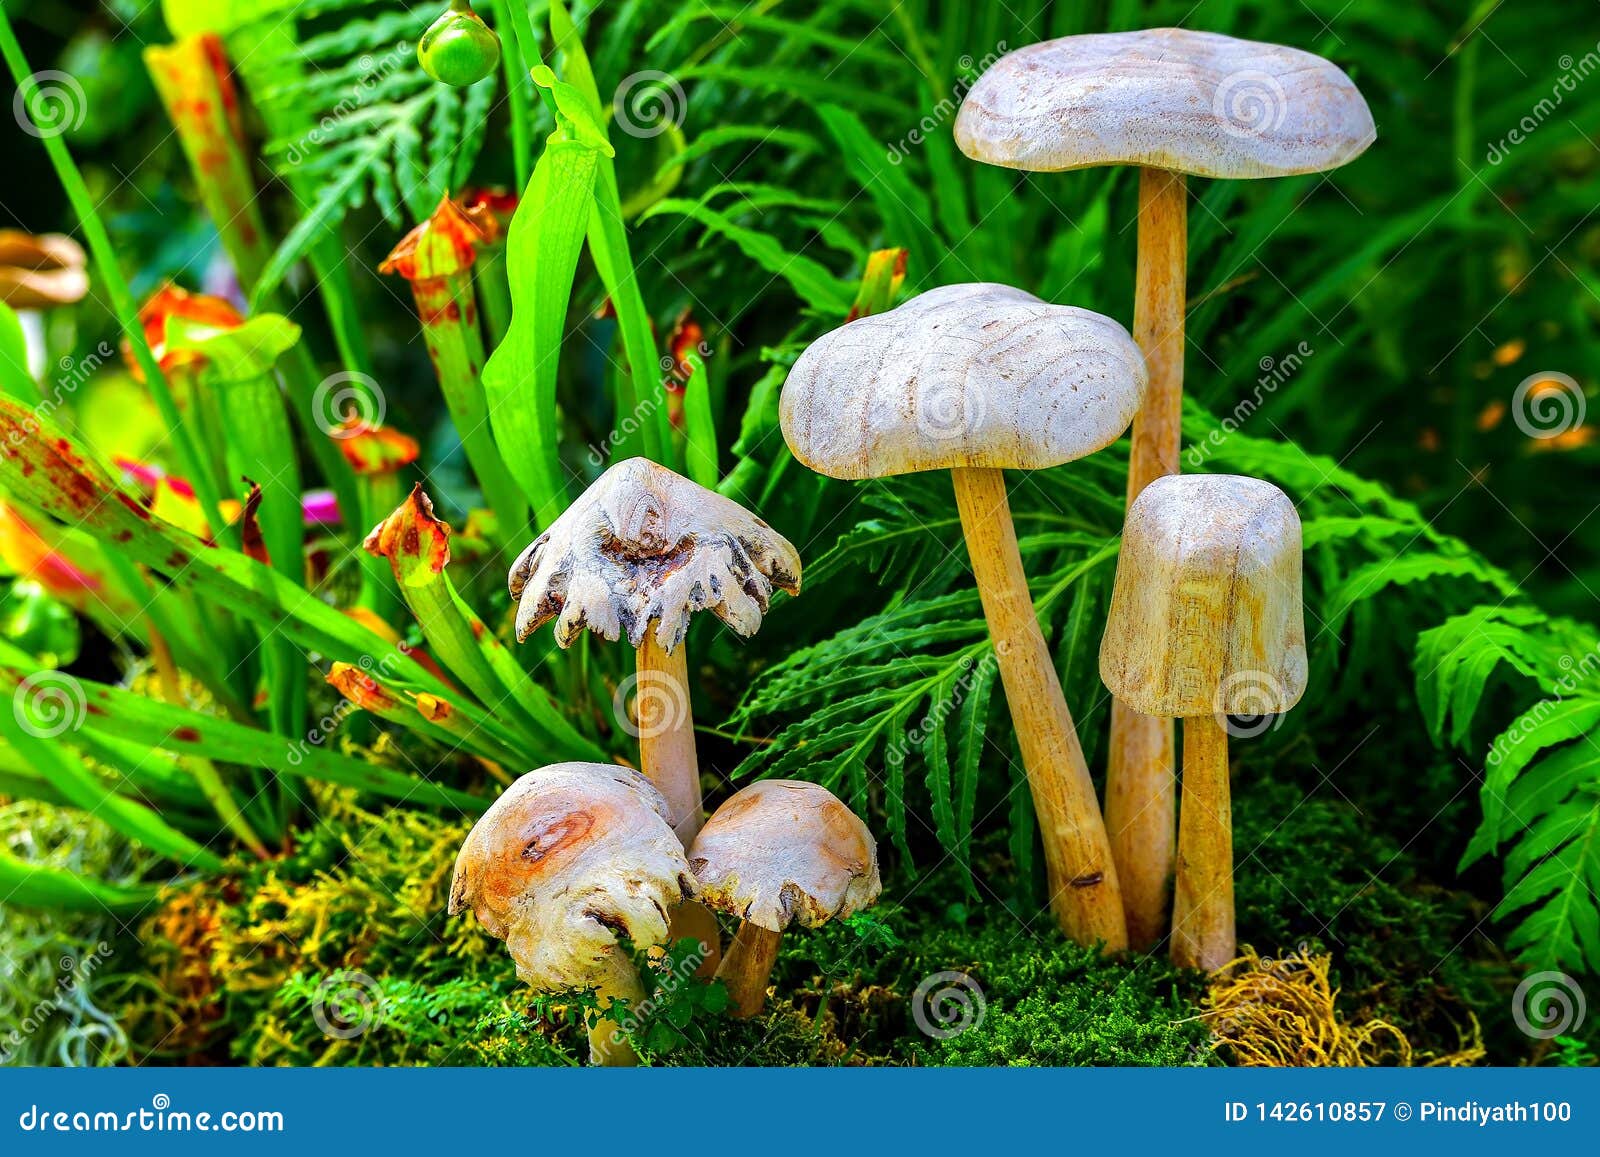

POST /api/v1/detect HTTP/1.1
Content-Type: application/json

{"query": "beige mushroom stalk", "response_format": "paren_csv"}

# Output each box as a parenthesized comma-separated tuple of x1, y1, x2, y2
(509, 457, 802, 967)
(688, 780, 880, 1017)
(449, 761, 692, 1065)
(956, 29, 1371, 948)
(1099, 474, 1306, 971)
(782, 282, 1144, 950)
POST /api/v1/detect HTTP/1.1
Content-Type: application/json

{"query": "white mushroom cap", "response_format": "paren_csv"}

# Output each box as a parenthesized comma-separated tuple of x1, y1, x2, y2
(687, 780, 881, 933)
(955, 29, 1375, 180)
(449, 761, 692, 991)
(510, 458, 801, 653)
(780, 283, 1146, 480)
(1099, 474, 1307, 719)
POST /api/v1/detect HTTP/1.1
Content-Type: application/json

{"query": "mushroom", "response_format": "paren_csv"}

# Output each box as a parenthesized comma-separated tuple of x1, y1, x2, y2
(448, 761, 692, 1065)
(688, 780, 880, 1017)
(781, 282, 1144, 949)
(1098, 474, 1306, 970)
(956, 29, 1371, 948)
(0, 230, 88, 310)
(509, 456, 802, 966)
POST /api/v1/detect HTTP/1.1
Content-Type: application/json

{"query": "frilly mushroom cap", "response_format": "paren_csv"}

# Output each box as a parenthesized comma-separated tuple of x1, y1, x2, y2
(955, 29, 1375, 180)
(510, 457, 801, 653)
(687, 780, 881, 932)
(1099, 474, 1307, 719)
(449, 762, 692, 991)
(780, 283, 1146, 479)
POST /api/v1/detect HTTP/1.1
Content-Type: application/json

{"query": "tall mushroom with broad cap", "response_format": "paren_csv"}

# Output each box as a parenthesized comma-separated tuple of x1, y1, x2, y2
(781, 282, 1145, 950)
(688, 780, 880, 1017)
(449, 761, 692, 1065)
(1098, 474, 1306, 971)
(509, 457, 802, 966)
(956, 28, 1372, 948)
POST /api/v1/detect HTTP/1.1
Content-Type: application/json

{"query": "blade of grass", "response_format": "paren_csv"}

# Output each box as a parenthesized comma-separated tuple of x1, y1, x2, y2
(0, 647, 488, 814)
(366, 486, 604, 761)
(0, 8, 230, 548)
(0, 666, 226, 872)
(0, 396, 448, 698)
(551, 0, 671, 465)
(680, 348, 719, 488)
(0, 848, 164, 914)
(481, 71, 612, 528)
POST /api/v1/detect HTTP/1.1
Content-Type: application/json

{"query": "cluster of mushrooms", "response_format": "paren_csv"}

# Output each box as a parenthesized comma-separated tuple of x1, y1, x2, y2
(449, 28, 1374, 1063)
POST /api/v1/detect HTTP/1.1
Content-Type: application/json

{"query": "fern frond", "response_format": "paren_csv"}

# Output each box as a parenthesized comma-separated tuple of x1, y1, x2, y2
(248, 4, 497, 304)
(1418, 606, 1600, 974)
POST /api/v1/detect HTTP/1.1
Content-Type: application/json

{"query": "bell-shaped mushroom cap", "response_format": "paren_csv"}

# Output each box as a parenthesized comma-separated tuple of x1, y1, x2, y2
(1100, 474, 1307, 719)
(687, 780, 881, 933)
(780, 283, 1146, 480)
(509, 457, 801, 653)
(449, 761, 692, 991)
(955, 29, 1375, 180)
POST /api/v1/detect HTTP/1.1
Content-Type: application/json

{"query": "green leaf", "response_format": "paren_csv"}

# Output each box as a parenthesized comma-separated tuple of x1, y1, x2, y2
(482, 123, 605, 527)
(0, 662, 224, 872)
(0, 847, 163, 914)
(548, 0, 671, 465)
(680, 348, 719, 489)
(0, 396, 448, 699)
(0, 300, 39, 404)
(642, 198, 855, 314)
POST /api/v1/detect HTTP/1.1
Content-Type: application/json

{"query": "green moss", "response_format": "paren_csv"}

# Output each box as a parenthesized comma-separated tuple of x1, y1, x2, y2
(1231, 774, 1554, 1063)
(903, 931, 1209, 1067)
(0, 800, 149, 1066)
(111, 764, 1588, 1069)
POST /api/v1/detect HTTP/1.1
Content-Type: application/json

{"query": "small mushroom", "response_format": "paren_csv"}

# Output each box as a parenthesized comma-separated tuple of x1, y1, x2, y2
(782, 282, 1143, 950)
(449, 761, 692, 1065)
(0, 230, 88, 310)
(1098, 474, 1306, 971)
(510, 457, 801, 966)
(688, 780, 880, 1017)
(957, 29, 1371, 948)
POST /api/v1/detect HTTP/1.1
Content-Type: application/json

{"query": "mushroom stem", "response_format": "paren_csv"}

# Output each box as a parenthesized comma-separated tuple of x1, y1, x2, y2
(715, 921, 782, 1018)
(1106, 165, 1187, 950)
(587, 952, 646, 1066)
(1171, 712, 1234, 971)
(950, 465, 1127, 951)
(1106, 701, 1175, 950)
(635, 634, 703, 843)
(635, 633, 722, 973)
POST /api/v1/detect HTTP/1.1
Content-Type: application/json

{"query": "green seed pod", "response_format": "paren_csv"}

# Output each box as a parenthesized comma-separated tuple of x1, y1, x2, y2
(418, 1, 501, 87)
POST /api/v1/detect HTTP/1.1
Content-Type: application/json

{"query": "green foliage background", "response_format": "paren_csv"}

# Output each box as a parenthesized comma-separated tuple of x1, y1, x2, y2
(0, 0, 1596, 1064)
